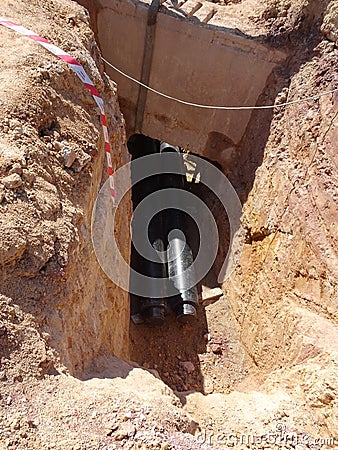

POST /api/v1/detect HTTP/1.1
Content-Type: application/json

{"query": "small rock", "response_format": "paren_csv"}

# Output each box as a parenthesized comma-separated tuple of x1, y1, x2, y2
(124, 411, 133, 419)
(38, 68, 50, 80)
(180, 361, 195, 373)
(62, 146, 76, 168)
(22, 169, 35, 185)
(9, 118, 21, 129)
(0, 371, 7, 381)
(321, 2, 338, 43)
(6, 396, 12, 405)
(27, 419, 38, 428)
(2, 173, 23, 189)
(53, 130, 61, 141)
(210, 343, 223, 355)
(201, 286, 223, 302)
(161, 443, 169, 450)
(204, 377, 214, 394)
(0, 188, 4, 203)
(10, 418, 20, 431)
(12, 127, 24, 138)
(74, 151, 91, 172)
(8, 162, 22, 175)
(316, 391, 335, 406)
(114, 430, 127, 441)
(114, 422, 136, 441)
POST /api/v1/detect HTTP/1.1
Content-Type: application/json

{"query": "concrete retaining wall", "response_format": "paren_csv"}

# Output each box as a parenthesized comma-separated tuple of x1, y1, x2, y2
(84, 0, 286, 155)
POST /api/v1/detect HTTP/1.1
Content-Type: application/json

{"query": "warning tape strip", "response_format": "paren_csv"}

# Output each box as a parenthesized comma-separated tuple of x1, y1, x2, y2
(0, 17, 115, 202)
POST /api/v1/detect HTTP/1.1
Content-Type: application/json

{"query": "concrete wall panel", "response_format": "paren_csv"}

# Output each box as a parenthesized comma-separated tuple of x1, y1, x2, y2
(94, 0, 286, 153)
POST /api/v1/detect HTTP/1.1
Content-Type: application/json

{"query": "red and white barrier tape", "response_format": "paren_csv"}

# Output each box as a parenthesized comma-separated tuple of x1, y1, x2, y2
(0, 17, 115, 202)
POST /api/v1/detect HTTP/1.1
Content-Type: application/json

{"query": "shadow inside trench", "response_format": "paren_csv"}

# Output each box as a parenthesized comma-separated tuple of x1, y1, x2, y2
(127, 134, 208, 393)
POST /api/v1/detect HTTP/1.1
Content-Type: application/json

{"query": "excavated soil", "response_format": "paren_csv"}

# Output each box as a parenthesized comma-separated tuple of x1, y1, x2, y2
(0, 0, 338, 449)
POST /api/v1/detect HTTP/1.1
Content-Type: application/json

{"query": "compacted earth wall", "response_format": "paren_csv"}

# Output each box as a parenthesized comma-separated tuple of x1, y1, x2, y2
(0, 0, 131, 379)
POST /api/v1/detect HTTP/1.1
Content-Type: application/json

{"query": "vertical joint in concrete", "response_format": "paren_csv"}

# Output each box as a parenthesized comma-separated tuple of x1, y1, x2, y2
(135, 0, 161, 133)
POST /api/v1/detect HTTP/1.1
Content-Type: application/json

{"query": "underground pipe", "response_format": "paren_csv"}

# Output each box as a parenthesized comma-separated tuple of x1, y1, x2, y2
(129, 135, 167, 326)
(159, 142, 199, 324)
(129, 136, 199, 326)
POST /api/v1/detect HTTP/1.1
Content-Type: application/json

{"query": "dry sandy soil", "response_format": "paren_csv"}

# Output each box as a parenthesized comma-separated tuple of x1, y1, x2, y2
(0, 0, 337, 449)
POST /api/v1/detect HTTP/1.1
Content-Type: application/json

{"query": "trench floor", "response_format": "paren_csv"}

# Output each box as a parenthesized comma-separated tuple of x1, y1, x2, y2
(130, 276, 251, 394)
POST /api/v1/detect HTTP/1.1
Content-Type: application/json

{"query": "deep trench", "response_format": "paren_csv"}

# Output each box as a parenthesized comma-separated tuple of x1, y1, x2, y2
(68, 0, 334, 394)
(121, 61, 291, 391)
(96, 58, 285, 394)
(125, 133, 241, 392)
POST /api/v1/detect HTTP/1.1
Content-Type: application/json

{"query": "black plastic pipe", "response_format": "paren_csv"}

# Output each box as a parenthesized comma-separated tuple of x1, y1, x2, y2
(159, 142, 199, 324)
(128, 136, 199, 325)
(129, 135, 167, 326)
